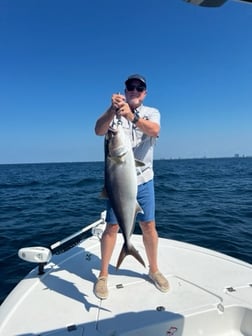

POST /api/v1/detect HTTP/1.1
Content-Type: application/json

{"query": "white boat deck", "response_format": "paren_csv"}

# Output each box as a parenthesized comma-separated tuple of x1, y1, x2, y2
(0, 233, 252, 336)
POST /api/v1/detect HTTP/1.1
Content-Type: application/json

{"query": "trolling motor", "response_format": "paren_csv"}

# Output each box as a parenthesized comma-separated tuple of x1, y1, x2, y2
(18, 246, 52, 275)
(18, 211, 106, 275)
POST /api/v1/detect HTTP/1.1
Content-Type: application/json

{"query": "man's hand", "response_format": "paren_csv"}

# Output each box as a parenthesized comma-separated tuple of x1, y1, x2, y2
(116, 103, 134, 122)
(111, 94, 125, 110)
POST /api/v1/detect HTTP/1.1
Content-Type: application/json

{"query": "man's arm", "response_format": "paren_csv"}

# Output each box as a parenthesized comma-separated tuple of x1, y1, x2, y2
(94, 106, 116, 136)
(129, 115, 160, 137)
(118, 103, 160, 137)
(95, 94, 125, 136)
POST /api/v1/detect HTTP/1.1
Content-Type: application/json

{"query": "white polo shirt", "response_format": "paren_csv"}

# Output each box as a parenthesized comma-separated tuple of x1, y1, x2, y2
(113, 104, 160, 185)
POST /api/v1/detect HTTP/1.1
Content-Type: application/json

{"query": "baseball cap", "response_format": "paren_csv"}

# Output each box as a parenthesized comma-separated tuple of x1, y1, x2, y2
(125, 74, 147, 88)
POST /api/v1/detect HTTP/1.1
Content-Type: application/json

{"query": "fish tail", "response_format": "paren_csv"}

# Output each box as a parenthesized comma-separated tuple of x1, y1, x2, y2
(116, 243, 146, 269)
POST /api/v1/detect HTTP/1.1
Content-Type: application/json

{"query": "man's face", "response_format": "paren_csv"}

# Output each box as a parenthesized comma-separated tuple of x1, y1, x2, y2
(125, 80, 147, 108)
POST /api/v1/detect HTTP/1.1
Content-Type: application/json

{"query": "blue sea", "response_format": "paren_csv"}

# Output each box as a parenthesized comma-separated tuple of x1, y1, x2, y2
(1, 158, 252, 304)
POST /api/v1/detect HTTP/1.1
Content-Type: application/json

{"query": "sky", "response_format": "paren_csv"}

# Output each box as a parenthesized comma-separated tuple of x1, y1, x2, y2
(1, 0, 251, 164)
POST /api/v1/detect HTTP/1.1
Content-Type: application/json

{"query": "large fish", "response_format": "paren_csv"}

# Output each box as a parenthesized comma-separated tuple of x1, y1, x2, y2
(104, 121, 146, 269)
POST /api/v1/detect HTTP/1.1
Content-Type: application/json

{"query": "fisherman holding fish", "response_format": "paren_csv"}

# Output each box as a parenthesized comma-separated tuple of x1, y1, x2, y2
(94, 74, 169, 299)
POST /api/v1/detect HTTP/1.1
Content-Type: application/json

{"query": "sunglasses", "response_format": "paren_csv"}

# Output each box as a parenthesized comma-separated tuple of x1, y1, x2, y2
(126, 84, 146, 92)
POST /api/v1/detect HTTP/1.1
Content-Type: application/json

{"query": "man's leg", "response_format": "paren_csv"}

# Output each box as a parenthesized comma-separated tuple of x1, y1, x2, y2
(140, 220, 169, 293)
(99, 223, 119, 277)
(94, 223, 119, 299)
(140, 220, 158, 273)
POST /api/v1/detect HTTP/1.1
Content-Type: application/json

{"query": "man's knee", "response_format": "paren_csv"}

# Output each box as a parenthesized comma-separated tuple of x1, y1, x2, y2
(140, 220, 156, 234)
(104, 223, 119, 236)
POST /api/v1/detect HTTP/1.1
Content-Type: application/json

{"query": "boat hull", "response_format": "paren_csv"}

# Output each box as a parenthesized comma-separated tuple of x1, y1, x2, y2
(0, 234, 252, 335)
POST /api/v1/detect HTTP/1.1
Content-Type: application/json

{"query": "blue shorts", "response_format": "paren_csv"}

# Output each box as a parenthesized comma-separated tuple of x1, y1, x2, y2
(106, 179, 155, 224)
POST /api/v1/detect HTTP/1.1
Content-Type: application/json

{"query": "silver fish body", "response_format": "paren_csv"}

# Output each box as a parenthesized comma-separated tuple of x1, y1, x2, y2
(105, 123, 145, 269)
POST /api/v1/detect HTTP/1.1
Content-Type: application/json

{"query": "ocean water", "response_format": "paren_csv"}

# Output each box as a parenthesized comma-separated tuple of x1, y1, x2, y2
(0, 158, 252, 304)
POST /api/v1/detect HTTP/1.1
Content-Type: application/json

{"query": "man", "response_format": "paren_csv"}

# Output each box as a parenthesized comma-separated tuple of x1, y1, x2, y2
(94, 74, 169, 299)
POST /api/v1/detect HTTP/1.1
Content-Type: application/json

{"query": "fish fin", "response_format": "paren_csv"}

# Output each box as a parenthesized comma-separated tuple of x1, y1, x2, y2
(116, 243, 145, 269)
(136, 202, 144, 214)
(100, 187, 108, 198)
(135, 159, 145, 167)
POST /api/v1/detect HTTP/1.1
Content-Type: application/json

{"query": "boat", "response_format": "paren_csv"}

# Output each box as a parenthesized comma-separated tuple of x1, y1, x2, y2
(0, 211, 251, 336)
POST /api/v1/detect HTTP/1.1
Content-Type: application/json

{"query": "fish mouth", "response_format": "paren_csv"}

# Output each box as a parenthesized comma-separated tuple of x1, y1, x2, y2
(108, 126, 118, 133)
(106, 126, 118, 140)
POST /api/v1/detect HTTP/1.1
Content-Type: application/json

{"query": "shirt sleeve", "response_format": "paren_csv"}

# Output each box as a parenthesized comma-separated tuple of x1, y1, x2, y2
(140, 106, 160, 126)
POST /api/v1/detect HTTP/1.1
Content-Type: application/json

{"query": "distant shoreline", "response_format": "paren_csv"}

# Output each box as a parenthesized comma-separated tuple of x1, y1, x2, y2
(0, 156, 251, 166)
